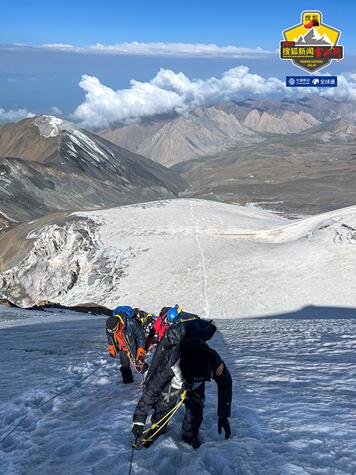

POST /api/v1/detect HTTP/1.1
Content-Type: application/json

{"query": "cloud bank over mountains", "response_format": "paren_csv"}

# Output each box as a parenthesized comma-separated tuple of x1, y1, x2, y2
(1, 64, 356, 127)
(0, 107, 34, 122)
(73, 66, 286, 127)
(73, 67, 356, 128)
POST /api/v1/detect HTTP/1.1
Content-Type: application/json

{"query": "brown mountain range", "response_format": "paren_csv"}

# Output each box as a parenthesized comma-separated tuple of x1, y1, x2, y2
(0, 115, 186, 229)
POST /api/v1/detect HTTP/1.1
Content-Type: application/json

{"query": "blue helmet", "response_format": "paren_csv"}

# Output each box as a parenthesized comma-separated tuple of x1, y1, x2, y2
(112, 306, 134, 318)
(166, 305, 181, 323)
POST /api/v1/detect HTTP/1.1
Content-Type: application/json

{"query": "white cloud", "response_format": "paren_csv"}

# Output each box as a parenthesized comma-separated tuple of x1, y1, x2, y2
(0, 107, 34, 122)
(73, 67, 356, 128)
(41, 43, 76, 50)
(38, 41, 273, 57)
(51, 106, 63, 116)
(319, 73, 356, 101)
(74, 74, 184, 128)
(73, 66, 286, 128)
(283, 72, 356, 101)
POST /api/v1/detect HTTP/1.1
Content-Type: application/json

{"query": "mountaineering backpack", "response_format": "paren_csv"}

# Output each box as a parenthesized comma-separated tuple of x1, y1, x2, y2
(133, 308, 156, 337)
(146, 313, 217, 383)
(112, 306, 134, 318)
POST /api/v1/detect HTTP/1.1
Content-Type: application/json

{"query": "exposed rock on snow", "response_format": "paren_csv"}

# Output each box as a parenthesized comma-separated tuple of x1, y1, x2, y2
(1, 199, 356, 317)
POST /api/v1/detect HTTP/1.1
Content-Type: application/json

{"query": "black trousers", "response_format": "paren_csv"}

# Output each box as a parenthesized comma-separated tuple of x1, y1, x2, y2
(182, 383, 205, 438)
(151, 383, 205, 438)
(119, 351, 134, 383)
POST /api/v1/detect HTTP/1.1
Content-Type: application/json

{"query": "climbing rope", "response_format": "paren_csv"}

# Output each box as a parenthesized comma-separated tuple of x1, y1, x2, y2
(0, 348, 183, 475)
(133, 390, 187, 448)
(128, 442, 136, 475)
(129, 390, 187, 475)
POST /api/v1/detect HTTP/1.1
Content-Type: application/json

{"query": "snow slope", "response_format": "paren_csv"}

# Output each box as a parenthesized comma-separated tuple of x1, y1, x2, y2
(1, 198, 356, 317)
(0, 308, 355, 474)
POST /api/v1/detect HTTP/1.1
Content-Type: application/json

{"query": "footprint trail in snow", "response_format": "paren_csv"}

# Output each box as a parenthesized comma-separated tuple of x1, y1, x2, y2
(190, 200, 210, 318)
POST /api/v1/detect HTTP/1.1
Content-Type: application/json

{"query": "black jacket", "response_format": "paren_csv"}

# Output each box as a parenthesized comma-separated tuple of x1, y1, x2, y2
(180, 342, 232, 419)
(106, 312, 145, 358)
(133, 341, 232, 424)
(133, 317, 232, 424)
(145, 311, 205, 382)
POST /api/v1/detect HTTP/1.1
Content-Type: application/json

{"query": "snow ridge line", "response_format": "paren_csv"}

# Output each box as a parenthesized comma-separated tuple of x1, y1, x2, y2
(190, 201, 210, 317)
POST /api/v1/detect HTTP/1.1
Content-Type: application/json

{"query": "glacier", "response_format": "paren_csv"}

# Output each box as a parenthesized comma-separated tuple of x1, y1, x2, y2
(1, 198, 356, 317)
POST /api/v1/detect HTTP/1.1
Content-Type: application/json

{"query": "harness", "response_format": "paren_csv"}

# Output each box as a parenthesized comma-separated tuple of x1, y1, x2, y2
(132, 390, 187, 447)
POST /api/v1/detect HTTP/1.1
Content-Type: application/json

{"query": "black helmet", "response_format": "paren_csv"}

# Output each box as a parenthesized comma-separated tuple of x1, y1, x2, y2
(106, 314, 125, 333)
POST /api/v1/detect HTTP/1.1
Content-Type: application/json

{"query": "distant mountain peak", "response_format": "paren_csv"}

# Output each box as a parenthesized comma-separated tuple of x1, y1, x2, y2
(0, 117, 186, 228)
(34, 115, 77, 139)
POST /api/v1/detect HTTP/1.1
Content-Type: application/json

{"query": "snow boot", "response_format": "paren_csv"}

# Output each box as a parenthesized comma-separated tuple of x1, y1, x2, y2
(120, 366, 134, 384)
(183, 434, 201, 449)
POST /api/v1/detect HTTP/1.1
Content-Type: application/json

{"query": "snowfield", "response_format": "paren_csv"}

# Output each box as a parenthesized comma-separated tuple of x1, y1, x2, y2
(0, 308, 355, 475)
(1, 199, 356, 318)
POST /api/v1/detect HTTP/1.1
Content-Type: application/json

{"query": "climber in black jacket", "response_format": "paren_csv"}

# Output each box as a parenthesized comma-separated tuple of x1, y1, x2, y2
(132, 316, 232, 448)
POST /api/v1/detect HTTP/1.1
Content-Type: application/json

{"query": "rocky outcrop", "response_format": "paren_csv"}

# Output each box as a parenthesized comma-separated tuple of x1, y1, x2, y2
(243, 109, 320, 134)
(0, 297, 112, 315)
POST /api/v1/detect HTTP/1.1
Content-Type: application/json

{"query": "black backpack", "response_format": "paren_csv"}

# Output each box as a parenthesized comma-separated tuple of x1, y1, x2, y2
(146, 314, 216, 382)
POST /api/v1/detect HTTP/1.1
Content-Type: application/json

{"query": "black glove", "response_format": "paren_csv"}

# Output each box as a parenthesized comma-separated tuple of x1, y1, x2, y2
(218, 417, 231, 439)
(132, 424, 144, 439)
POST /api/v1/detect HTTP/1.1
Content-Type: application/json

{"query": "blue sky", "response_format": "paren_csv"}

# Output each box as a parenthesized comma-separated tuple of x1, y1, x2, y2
(0, 0, 355, 123)
(1, 0, 354, 51)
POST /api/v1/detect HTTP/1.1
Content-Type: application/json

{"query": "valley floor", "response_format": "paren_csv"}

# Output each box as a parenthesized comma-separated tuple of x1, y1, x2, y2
(0, 309, 355, 474)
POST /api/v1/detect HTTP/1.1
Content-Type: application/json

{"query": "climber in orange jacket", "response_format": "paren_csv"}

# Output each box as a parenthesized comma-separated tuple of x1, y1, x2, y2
(106, 306, 146, 384)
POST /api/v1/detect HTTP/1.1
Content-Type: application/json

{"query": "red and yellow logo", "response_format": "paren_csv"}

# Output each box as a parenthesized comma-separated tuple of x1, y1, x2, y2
(280, 11, 343, 73)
